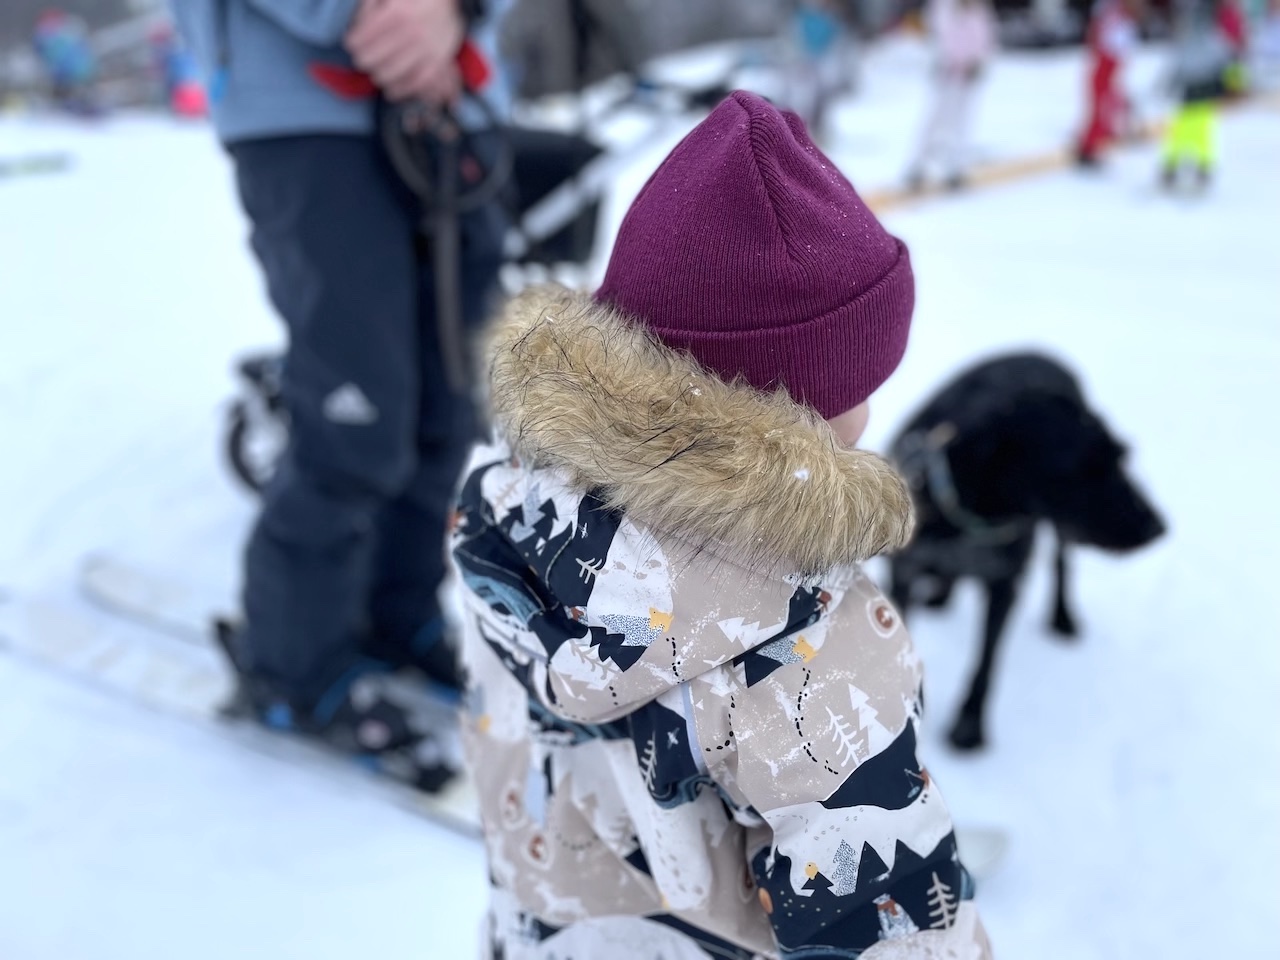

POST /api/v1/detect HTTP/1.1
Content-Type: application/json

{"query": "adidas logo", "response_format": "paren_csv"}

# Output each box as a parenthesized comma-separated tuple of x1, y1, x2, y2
(322, 383, 379, 425)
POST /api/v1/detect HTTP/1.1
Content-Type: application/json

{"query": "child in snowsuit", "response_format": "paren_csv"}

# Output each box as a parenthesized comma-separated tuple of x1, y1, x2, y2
(907, 0, 999, 190)
(1078, 0, 1145, 166)
(453, 91, 991, 960)
(31, 9, 98, 116)
(1161, 0, 1238, 187)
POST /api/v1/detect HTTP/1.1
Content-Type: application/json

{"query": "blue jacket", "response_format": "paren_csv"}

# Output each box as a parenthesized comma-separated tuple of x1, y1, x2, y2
(173, 0, 373, 143)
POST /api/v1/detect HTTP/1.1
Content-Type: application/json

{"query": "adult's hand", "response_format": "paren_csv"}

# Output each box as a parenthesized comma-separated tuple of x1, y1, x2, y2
(345, 0, 463, 103)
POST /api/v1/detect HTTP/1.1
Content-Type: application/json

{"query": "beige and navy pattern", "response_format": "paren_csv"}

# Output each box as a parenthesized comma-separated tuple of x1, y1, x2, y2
(452, 288, 992, 960)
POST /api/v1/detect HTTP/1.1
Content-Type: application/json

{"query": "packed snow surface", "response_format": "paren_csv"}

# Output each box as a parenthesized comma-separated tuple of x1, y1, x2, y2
(2, 38, 1276, 960)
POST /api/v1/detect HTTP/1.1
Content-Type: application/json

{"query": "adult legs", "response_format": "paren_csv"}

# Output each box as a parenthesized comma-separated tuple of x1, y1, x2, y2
(230, 135, 422, 712)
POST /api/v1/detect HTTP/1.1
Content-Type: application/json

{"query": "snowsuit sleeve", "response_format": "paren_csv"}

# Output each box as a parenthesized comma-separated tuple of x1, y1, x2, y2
(245, 0, 362, 47)
(692, 568, 993, 958)
(742, 775, 991, 958)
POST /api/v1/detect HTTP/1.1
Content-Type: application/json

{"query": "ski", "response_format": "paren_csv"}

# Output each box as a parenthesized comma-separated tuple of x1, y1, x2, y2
(80, 552, 218, 646)
(0, 559, 481, 837)
(0, 152, 73, 180)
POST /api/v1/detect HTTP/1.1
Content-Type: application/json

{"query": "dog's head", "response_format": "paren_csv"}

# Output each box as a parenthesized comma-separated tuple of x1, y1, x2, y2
(1022, 398, 1166, 551)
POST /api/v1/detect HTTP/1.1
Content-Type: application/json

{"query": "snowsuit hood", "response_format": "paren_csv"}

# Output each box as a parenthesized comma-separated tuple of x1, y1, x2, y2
(489, 285, 915, 581)
(482, 286, 914, 723)
(451, 286, 988, 959)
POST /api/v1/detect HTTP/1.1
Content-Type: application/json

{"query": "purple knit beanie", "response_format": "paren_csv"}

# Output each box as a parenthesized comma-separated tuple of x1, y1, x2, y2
(596, 90, 914, 420)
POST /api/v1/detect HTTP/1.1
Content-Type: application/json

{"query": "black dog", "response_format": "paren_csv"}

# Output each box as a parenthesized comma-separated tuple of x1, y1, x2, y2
(887, 353, 1165, 751)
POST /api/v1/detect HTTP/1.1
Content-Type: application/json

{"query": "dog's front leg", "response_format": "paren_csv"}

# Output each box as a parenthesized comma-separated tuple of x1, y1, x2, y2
(1049, 536, 1080, 639)
(950, 577, 1018, 751)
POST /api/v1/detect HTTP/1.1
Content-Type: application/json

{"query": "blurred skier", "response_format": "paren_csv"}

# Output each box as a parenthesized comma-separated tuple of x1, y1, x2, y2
(148, 24, 207, 117)
(786, 0, 850, 145)
(31, 9, 99, 116)
(1258, 0, 1280, 81)
(173, 0, 503, 786)
(905, 0, 999, 191)
(1160, 0, 1240, 188)
(1076, 0, 1145, 167)
(1215, 0, 1251, 92)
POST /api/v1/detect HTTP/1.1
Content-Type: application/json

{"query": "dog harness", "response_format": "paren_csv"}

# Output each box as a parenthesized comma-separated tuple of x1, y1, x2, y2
(894, 423, 1030, 544)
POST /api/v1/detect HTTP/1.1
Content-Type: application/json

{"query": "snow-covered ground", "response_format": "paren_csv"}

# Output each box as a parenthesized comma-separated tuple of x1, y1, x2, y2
(2, 40, 1277, 960)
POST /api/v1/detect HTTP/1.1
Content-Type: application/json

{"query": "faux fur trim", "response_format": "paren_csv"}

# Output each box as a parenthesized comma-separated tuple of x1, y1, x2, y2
(486, 286, 915, 576)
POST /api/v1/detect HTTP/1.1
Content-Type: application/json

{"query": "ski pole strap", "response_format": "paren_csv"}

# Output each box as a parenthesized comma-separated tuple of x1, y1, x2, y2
(432, 123, 467, 395)
(380, 101, 471, 395)
(378, 94, 511, 213)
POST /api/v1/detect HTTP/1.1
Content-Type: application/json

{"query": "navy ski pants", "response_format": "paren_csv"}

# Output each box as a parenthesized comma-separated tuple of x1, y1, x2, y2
(230, 134, 502, 711)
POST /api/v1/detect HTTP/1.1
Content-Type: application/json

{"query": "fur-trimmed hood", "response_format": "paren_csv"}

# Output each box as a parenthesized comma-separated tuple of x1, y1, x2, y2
(485, 286, 914, 576)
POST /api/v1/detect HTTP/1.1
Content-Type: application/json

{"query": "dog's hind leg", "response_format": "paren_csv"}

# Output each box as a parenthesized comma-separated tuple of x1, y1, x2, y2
(1049, 535, 1080, 639)
(949, 577, 1018, 751)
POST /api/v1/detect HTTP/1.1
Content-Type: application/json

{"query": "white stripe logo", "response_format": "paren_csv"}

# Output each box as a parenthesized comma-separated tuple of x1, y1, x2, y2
(323, 383, 379, 425)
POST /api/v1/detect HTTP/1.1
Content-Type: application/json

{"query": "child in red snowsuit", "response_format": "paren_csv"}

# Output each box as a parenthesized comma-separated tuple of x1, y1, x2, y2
(1078, 0, 1145, 166)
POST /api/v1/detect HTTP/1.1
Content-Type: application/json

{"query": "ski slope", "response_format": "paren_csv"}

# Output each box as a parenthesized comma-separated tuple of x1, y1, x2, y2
(2, 41, 1277, 960)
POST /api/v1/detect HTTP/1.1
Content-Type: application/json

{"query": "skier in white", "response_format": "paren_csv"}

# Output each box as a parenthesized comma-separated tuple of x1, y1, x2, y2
(906, 0, 999, 191)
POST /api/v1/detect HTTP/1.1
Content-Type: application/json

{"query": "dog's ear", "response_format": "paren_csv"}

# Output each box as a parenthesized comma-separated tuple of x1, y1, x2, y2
(1033, 402, 1166, 549)
(975, 395, 1121, 514)
(1038, 402, 1124, 479)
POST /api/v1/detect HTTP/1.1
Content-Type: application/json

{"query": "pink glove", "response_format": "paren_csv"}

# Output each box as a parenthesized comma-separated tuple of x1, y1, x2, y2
(345, 0, 463, 103)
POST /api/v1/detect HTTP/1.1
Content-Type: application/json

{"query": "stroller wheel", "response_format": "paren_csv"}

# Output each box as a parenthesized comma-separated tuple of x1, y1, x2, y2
(225, 400, 286, 494)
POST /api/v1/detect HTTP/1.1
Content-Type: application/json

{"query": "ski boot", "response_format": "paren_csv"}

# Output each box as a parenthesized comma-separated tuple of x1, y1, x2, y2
(225, 352, 287, 494)
(1075, 146, 1102, 170)
(214, 620, 463, 793)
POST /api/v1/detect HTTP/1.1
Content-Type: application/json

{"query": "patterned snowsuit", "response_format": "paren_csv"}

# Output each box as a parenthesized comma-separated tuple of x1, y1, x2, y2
(452, 287, 993, 959)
